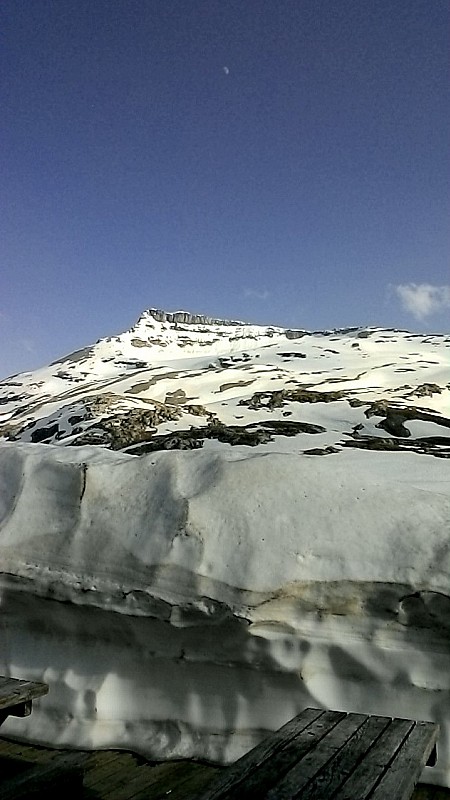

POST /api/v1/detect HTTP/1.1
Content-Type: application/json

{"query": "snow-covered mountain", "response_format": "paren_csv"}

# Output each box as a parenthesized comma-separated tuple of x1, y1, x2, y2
(1, 308, 449, 457)
(1, 309, 450, 785)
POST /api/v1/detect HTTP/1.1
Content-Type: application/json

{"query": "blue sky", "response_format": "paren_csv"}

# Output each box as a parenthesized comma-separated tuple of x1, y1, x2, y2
(1, 0, 449, 378)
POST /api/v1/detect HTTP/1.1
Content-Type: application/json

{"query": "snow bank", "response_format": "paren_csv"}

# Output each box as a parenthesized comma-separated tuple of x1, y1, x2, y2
(1, 441, 449, 785)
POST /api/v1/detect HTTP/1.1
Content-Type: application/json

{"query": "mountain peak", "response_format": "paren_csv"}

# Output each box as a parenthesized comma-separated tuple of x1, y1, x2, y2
(0, 311, 448, 458)
(137, 308, 246, 327)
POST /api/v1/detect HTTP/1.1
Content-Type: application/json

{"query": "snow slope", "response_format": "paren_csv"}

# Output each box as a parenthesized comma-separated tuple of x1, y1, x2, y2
(0, 310, 449, 783)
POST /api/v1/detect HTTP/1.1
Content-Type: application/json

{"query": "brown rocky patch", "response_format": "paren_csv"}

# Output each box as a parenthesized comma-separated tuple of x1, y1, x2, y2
(342, 436, 450, 458)
(364, 401, 450, 437)
(405, 383, 444, 399)
(70, 404, 182, 450)
(126, 418, 326, 455)
(239, 387, 347, 411)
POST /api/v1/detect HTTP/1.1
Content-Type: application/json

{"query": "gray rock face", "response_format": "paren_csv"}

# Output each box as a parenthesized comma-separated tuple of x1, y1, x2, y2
(285, 329, 308, 339)
(145, 309, 243, 326)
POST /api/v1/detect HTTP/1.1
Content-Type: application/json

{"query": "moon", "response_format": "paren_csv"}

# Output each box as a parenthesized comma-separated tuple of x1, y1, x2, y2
(223, 66, 229, 75)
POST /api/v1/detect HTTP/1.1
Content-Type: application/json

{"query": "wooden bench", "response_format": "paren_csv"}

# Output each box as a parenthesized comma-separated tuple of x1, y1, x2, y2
(199, 707, 439, 799)
(0, 677, 48, 727)
(0, 676, 85, 798)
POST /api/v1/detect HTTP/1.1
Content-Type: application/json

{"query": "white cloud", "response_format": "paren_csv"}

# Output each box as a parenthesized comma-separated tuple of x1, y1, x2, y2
(243, 288, 269, 301)
(394, 283, 450, 320)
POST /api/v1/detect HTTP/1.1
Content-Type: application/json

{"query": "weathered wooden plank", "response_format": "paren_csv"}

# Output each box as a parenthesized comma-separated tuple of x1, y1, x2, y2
(0, 678, 48, 711)
(85, 751, 133, 777)
(165, 765, 222, 800)
(0, 741, 26, 757)
(369, 721, 439, 800)
(0, 678, 46, 697)
(88, 757, 139, 788)
(333, 718, 414, 800)
(298, 715, 392, 800)
(0, 678, 29, 694)
(86, 752, 139, 790)
(82, 751, 126, 789)
(0, 739, 52, 774)
(197, 707, 324, 800)
(265, 713, 374, 800)
(105, 764, 175, 800)
(111, 761, 203, 800)
(109, 763, 196, 800)
(104, 759, 193, 800)
(203, 710, 347, 800)
(129, 760, 203, 800)
(0, 751, 85, 800)
(234, 710, 349, 799)
(102, 763, 162, 800)
(83, 749, 121, 770)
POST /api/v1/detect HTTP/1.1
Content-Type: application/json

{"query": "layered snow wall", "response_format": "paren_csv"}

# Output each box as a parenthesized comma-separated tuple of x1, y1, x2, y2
(0, 441, 450, 785)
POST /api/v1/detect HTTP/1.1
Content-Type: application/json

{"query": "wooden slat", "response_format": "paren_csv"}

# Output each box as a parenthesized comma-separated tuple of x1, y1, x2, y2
(113, 762, 201, 800)
(0, 678, 48, 711)
(0, 741, 27, 757)
(105, 759, 194, 800)
(369, 722, 439, 800)
(197, 707, 324, 800)
(207, 710, 348, 800)
(0, 678, 46, 697)
(84, 749, 123, 770)
(332, 718, 414, 800)
(85, 759, 130, 788)
(298, 715, 392, 800)
(235, 710, 348, 798)
(164, 765, 222, 800)
(0, 742, 54, 766)
(0, 751, 85, 800)
(129, 761, 202, 800)
(265, 713, 371, 800)
(105, 764, 178, 800)
(86, 752, 138, 790)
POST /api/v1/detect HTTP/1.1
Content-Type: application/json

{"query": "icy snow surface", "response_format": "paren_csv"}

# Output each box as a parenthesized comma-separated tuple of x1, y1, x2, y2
(0, 309, 450, 783)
